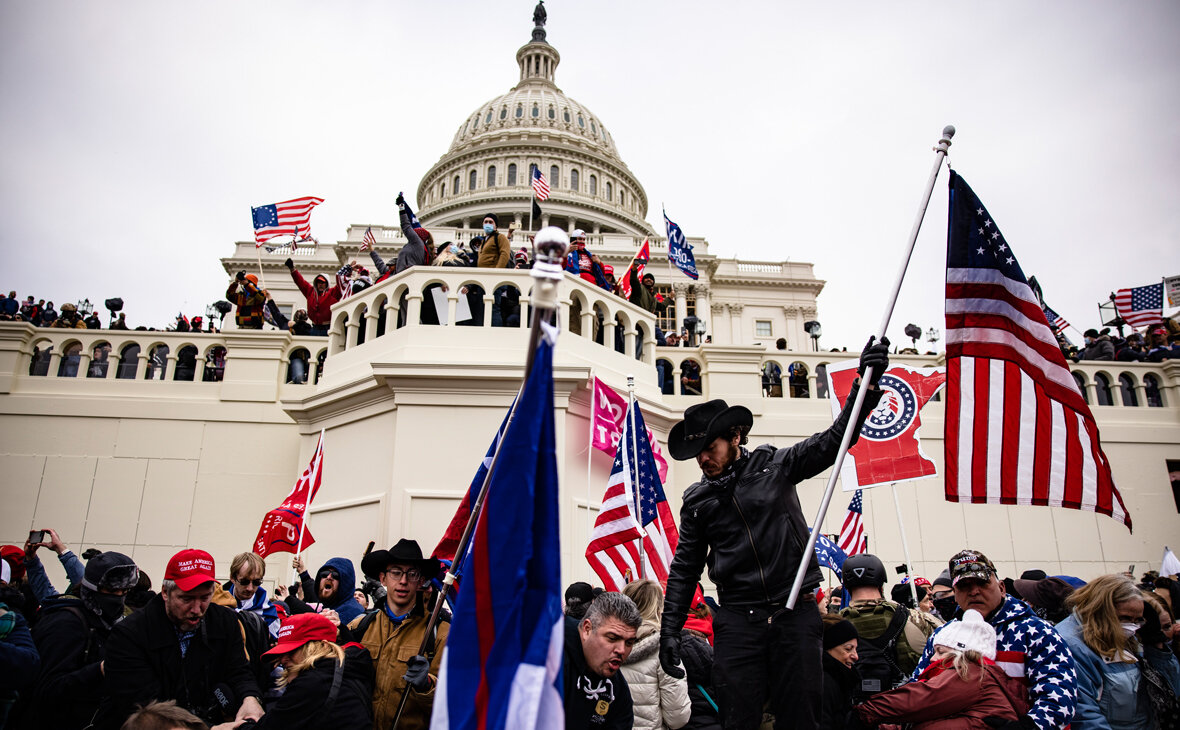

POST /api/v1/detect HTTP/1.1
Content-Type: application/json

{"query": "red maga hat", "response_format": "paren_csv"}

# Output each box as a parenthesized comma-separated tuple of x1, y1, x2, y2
(164, 549, 216, 592)
(264, 613, 337, 656)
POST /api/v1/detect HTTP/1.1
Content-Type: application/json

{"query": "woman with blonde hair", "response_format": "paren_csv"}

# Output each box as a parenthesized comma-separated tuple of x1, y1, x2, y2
(212, 613, 374, 729)
(1057, 574, 1180, 730)
(621, 579, 692, 730)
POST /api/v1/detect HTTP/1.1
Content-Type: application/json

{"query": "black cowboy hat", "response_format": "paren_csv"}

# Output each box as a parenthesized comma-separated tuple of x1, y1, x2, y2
(668, 399, 753, 461)
(361, 538, 442, 582)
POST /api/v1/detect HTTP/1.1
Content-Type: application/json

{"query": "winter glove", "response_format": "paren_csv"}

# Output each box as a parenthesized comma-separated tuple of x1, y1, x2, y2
(659, 634, 685, 679)
(403, 654, 432, 692)
(858, 336, 890, 387)
(284, 257, 294, 270)
(396, 192, 406, 211)
(1139, 603, 1167, 647)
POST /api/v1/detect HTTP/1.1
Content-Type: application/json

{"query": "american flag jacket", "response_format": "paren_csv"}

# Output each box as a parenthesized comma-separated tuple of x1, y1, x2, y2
(912, 595, 1077, 730)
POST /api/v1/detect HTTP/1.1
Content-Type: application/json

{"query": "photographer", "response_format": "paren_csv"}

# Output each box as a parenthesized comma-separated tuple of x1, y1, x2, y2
(21, 528, 85, 603)
(226, 272, 266, 330)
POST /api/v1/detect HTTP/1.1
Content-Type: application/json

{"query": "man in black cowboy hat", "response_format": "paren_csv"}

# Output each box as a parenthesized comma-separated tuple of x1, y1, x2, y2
(345, 538, 447, 730)
(658, 338, 889, 730)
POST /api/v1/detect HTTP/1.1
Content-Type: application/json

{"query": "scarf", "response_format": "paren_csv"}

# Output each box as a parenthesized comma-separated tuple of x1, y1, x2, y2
(236, 587, 280, 637)
(700, 447, 750, 490)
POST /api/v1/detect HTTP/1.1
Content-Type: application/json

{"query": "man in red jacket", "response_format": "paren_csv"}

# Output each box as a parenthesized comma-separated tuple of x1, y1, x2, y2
(286, 258, 340, 336)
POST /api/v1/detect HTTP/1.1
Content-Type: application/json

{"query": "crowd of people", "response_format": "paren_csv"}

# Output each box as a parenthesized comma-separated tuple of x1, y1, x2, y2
(1070, 322, 1180, 363)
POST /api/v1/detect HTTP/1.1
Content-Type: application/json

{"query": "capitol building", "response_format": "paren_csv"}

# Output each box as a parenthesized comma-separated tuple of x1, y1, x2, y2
(2, 8, 1178, 595)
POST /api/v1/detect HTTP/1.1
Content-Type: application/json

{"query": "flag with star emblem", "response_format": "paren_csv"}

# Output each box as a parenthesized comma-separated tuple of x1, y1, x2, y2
(1041, 303, 1069, 337)
(837, 490, 866, 555)
(531, 168, 550, 201)
(945, 171, 1130, 529)
(586, 400, 678, 591)
(1113, 282, 1164, 329)
(826, 360, 946, 489)
(251, 196, 324, 245)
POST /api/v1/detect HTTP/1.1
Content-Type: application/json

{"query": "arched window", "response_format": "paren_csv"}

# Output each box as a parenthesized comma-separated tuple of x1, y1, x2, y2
(577, 115, 585, 128)
(620, 190, 625, 208)
(589, 175, 597, 195)
(550, 165, 559, 188)
(145, 344, 169, 380)
(174, 345, 198, 381)
(570, 169, 579, 191)
(453, 175, 460, 194)
(548, 106, 555, 119)
(487, 165, 496, 188)
(563, 109, 571, 123)
(484, 110, 493, 124)
(499, 106, 508, 120)
(507, 163, 517, 186)
(788, 362, 810, 398)
(1144, 373, 1165, 407)
(606, 182, 613, 201)
(762, 361, 783, 398)
(591, 121, 597, 134)
(116, 343, 140, 379)
(515, 104, 523, 118)
(469, 170, 477, 191)
(1072, 372, 1089, 404)
(815, 364, 829, 400)
(1094, 373, 1113, 406)
(287, 348, 310, 385)
(88, 342, 112, 378)
(1118, 373, 1138, 407)
(531, 104, 539, 118)
(440, 181, 446, 198)
(57, 342, 82, 378)
(657, 358, 675, 395)
(680, 359, 702, 396)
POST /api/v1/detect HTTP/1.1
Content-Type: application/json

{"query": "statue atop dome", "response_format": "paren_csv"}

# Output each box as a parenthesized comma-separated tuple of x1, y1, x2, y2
(531, 1, 547, 43)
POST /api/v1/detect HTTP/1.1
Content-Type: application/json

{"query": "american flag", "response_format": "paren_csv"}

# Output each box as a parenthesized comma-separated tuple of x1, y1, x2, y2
(361, 227, 376, 252)
(837, 490, 867, 555)
(1041, 303, 1069, 336)
(251, 196, 324, 246)
(945, 171, 1130, 528)
(586, 400, 678, 591)
(1113, 283, 1163, 329)
(532, 167, 550, 201)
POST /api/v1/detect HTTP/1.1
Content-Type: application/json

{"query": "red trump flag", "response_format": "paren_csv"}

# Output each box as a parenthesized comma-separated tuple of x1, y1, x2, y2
(254, 431, 324, 557)
(827, 361, 946, 489)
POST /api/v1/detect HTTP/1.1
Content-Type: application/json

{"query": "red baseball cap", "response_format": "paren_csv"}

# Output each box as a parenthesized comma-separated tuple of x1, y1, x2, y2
(164, 549, 217, 592)
(264, 613, 337, 656)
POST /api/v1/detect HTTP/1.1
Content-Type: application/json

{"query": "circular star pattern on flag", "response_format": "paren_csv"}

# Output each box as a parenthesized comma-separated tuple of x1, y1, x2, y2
(861, 374, 918, 441)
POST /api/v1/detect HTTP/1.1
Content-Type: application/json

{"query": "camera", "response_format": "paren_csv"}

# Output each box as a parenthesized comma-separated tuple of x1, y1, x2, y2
(895, 563, 908, 575)
(28, 530, 46, 545)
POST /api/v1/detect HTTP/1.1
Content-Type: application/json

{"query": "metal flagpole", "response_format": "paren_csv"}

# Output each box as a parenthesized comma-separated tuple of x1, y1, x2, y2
(889, 483, 920, 608)
(627, 374, 644, 580)
(786, 125, 955, 610)
(390, 228, 570, 730)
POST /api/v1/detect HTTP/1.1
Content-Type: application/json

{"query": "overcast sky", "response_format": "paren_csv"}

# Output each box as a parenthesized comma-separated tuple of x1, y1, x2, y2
(2, 1, 1177, 348)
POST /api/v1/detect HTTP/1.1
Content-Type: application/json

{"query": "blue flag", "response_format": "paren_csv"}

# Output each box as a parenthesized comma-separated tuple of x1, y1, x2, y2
(664, 210, 698, 280)
(811, 530, 848, 577)
(432, 337, 564, 730)
(399, 190, 422, 228)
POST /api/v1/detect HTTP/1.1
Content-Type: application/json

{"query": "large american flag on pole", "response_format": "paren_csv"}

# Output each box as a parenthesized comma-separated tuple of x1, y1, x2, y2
(586, 400, 678, 591)
(837, 490, 866, 555)
(532, 167, 550, 201)
(944, 171, 1130, 529)
(251, 196, 324, 245)
(1113, 283, 1164, 329)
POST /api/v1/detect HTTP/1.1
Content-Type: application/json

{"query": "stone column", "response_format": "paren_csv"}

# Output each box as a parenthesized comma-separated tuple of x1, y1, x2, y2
(729, 303, 745, 346)
(673, 283, 690, 337)
(783, 306, 799, 350)
(711, 303, 728, 346)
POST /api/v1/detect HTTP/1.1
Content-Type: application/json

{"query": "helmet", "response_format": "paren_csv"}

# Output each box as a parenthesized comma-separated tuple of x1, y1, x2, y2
(842, 553, 887, 589)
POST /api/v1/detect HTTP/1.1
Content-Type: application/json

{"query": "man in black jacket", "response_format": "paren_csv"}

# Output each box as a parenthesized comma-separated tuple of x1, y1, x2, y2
(563, 592, 638, 730)
(658, 338, 889, 730)
(93, 549, 263, 729)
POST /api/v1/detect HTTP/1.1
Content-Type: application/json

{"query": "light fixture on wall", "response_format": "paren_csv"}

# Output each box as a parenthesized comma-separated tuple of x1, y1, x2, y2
(804, 320, 822, 351)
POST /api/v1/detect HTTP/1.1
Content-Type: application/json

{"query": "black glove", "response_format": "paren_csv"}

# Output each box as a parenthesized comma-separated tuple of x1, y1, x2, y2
(858, 336, 890, 387)
(403, 654, 432, 692)
(396, 192, 406, 210)
(659, 634, 685, 679)
(1139, 603, 1166, 647)
(284, 257, 294, 270)
(235, 271, 246, 282)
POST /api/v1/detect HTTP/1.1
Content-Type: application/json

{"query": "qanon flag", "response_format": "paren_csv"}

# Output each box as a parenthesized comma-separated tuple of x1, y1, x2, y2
(590, 376, 670, 482)
(826, 361, 946, 490)
(253, 431, 324, 557)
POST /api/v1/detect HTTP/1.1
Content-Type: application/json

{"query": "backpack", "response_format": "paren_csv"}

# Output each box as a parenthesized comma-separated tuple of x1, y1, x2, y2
(842, 602, 917, 697)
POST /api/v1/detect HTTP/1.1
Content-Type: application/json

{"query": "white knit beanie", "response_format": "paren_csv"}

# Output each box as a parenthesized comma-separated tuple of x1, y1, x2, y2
(933, 608, 997, 660)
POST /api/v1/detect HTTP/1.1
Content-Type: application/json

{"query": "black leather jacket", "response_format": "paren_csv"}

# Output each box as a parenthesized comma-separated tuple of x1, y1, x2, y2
(662, 382, 881, 635)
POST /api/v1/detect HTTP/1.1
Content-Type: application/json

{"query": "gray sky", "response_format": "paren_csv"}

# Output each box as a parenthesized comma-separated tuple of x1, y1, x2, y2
(2, 1, 1177, 348)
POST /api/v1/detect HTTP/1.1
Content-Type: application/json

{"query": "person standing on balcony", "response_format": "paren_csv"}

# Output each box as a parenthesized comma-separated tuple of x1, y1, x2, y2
(565, 229, 611, 290)
(226, 272, 266, 330)
(657, 339, 889, 730)
(285, 259, 340, 336)
(476, 213, 511, 269)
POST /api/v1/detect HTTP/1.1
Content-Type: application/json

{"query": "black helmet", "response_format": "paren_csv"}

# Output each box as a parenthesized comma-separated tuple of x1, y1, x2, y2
(841, 554, 887, 590)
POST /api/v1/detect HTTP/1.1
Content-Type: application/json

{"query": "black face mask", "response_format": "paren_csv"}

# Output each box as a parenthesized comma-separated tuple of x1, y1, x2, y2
(933, 595, 959, 621)
(82, 590, 127, 625)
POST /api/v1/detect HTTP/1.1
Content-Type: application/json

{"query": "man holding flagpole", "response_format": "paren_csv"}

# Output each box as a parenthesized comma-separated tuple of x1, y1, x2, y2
(658, 339, 889, 730)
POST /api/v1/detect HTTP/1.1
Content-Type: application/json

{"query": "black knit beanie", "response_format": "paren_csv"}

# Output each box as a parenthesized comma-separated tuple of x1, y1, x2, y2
(823, 619, 858, 650)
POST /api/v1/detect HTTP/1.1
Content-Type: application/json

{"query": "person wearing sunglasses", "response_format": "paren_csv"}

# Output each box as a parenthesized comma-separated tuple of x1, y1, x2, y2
(297, 557, 363, 627)
(226, 552, 280, 639)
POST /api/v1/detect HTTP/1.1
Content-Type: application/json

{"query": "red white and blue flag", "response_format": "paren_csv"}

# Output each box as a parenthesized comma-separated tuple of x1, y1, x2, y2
(618, 239, 651, 299)
(945, 171, 1130, 528)
(532, 168, 550, 201)
(837, 490, 866, 556)
(253, 431, 324, 557)
(826, 361, 946, 489)
(251, 196, 324, 246)
(1113, 282, 1164, 329)
(431, 333, 563, 730)
(586, 400, 679, 591)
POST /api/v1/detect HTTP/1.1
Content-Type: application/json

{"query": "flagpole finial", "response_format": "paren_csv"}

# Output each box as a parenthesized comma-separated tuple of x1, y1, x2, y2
(936, 125, 955, 153)
(530, 226, 569, 309)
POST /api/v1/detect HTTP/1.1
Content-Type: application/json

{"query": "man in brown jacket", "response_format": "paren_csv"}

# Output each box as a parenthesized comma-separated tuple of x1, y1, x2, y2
(476, 213, 511, 268)
(347, 539, 449, 730)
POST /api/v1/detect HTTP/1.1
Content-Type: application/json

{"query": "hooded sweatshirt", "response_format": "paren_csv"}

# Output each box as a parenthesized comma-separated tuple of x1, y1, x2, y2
(308, 558, 363, 626)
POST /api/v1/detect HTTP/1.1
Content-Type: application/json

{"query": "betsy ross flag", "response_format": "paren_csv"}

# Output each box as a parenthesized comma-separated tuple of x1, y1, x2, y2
(837, 490, 867, 555)
(1113, 283, 1163, 329)
(826, 361, 946, 489)
(251, 196, 324, 245)
(532, 168, 550, 201)
(664, 210, 698, 280)
(618, 239, 652, 299)
(586, 400, 679, 591)
(430, 334, 563, 730)
(945, 171, 1130, 528)
(253, 431, 324, 557)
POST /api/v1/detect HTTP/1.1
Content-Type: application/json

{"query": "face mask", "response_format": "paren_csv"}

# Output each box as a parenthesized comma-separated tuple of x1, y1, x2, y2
(483, 223, 495, 234)
(451, 245, 461, 254)
(1121, 623, 1141, 638)
(933, 595, 959, 621)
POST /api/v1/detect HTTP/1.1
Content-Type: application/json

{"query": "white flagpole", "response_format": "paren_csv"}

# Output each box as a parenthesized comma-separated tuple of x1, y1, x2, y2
(787, 125, 955, 610)
(291, 429, 323, 589)
(889, 483, 920, 608)
(627, 374, 644, 580)
(587, 372, 596, 561)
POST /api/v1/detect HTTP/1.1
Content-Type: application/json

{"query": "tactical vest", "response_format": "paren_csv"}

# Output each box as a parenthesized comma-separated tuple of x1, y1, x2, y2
(841, 601, 922, 697)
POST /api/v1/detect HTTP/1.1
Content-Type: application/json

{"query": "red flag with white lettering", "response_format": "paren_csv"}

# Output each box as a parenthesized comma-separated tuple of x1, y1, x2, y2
(253, 431, 324, 557)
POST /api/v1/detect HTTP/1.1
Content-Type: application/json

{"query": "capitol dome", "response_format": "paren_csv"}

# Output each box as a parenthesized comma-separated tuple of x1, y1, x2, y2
(416, 7, 653, 237)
